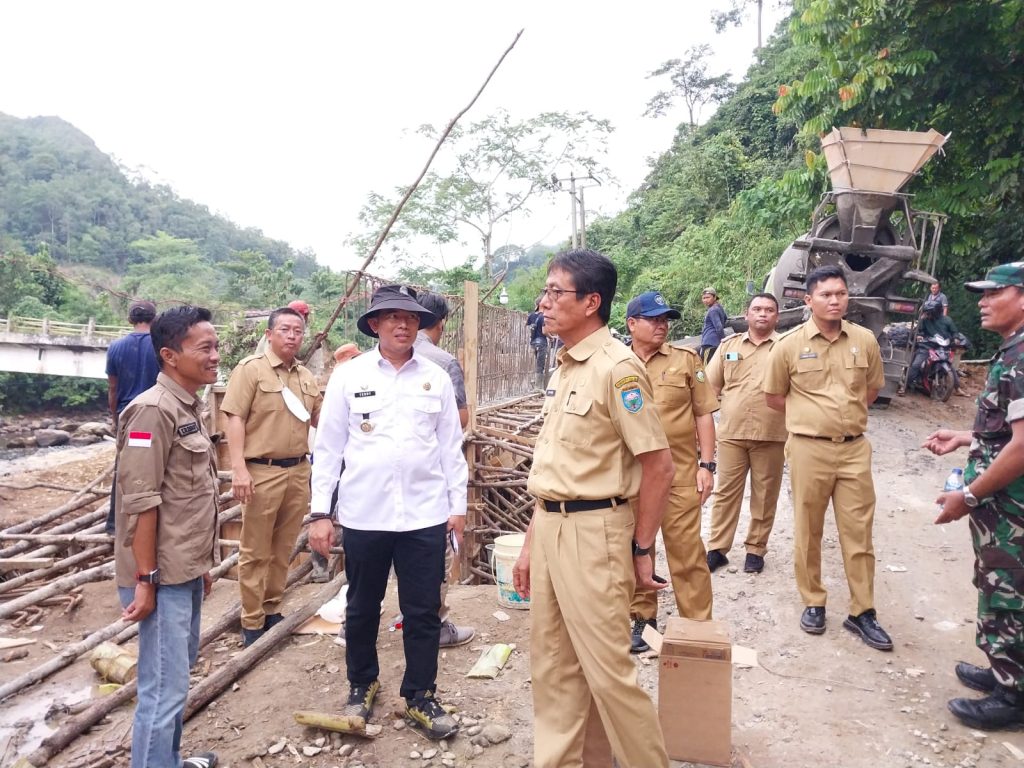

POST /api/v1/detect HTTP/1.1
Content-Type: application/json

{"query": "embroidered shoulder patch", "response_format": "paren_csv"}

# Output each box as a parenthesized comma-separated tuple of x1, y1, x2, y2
(128, 431, 153, 448)
(615, 375, 640, 389)
(621, 386, 644, 413)
(177, 422, 200, 438)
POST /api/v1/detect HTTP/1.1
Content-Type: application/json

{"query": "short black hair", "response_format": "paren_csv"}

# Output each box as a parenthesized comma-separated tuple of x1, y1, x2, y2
(805, 265, 847, 294)
(548, 249, 616, 324)
(747, 292, 779, 310)
(151, 306, 213, 369)
(128, 305, 157, 324)
(268, 306, 304, 330)
(417, 292, 450, 330)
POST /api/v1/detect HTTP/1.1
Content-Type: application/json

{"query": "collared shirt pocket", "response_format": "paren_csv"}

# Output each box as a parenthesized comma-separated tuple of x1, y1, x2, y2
(410, 393, 443, 440)
(844, 351, 870, 386)
(557, 395, 593, 446)
(657, 373, 692, 406)
(794, 355, 826, 389)
(254, 378, 284, 412)
(177, 432, 212, 491)
(301, 378, 321, 410)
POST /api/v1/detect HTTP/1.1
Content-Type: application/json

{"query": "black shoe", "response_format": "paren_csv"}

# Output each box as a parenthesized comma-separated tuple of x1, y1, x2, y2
(948, 685, 1024, 730)
(956, 661, 998, 693)
(343, 680, 381, 720)
(843, 609, 893, 651)
(743, 553, 765, 573)
(630, 617, 656, 654)
(263, 613, 284, 631)
(405, 690, 459, 740)
(241, 627, 265, 648)
(800, 606, 826, 635)
(706, 550, 729, 573)
(182, 752, 218, 768)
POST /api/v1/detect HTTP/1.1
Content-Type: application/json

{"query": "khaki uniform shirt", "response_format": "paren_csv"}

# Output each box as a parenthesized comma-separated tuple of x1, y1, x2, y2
(115, 372, 218, 588)
(528, 326, 669, 501)
(763, 317, 884, 438)
(221, 350, 323, 459)
(642, 344, 719, 487)
(706, 332, 787, 442)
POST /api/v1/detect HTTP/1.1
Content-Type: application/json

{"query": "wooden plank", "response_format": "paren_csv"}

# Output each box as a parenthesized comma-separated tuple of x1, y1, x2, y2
(0, 558, 56, 573)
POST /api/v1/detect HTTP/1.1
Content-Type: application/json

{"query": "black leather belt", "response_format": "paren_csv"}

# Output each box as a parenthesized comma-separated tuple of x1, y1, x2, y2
(247, 456, 307, 468)
(541, 497, 628, 513)
(802, 434, 863, 443)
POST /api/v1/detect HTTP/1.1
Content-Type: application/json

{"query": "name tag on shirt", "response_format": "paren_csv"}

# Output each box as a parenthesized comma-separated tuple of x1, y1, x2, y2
(546, 389, 556, 397)
(177, 422, 200, 437)
(799, 352, 818, 360)
(354, 390, 376, 398)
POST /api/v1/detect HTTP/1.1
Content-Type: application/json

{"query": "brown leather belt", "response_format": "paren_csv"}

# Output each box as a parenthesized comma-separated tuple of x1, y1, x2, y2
(801, 434, 863, 443)
(247, 456, 307, 468)
(541, 497, 628, 513)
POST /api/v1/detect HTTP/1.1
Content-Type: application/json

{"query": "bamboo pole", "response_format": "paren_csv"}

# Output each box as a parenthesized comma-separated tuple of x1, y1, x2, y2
(0, 545, 111, 595)
(0, 562, 113, 620)
(0, 462, 113, 536)
(0, 510, 107, 559)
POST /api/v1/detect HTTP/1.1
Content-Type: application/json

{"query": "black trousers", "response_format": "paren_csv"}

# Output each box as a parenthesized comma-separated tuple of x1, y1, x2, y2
(342, 522, 446, 699)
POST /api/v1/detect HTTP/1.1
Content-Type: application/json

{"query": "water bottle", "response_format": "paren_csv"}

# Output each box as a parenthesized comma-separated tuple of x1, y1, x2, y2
(943, 468, 965, 492)
(939, 468, 964, 514)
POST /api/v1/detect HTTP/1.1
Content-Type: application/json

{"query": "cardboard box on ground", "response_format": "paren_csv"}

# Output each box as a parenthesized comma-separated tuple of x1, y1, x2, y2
(658, 617, 732, 767)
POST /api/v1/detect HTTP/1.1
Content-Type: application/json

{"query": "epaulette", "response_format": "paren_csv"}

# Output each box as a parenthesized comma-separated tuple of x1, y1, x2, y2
(674, 345, 701, 358)
(776, 323, 805, 340)
(236, 353, 264, 366)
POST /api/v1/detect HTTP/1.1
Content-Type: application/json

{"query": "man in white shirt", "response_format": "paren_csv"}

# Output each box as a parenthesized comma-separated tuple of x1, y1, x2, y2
(308, 285, 468, 741)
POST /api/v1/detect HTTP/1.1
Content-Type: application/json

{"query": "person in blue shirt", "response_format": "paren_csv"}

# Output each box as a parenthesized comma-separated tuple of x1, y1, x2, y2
(104, 300, 160, 534)
(700, 287, 728, 364)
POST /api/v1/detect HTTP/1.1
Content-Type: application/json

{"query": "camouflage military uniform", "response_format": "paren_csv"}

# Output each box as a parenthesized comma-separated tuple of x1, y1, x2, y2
(965, 326, 1024, 691)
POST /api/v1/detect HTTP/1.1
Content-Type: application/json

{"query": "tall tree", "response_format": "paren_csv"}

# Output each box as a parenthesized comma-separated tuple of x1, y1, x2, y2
(349, 110, 613, 280)
(644, 45, 735, 127)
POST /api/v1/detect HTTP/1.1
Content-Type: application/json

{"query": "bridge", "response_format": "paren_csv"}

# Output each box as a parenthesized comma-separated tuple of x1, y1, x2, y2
(0, 316, 131, 379)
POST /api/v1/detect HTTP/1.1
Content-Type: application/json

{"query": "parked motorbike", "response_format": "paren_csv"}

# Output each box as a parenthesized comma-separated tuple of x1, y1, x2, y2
(911, 334, 956, 402)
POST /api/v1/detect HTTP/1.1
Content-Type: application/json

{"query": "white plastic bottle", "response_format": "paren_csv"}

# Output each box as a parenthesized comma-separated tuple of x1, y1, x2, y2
(944, 468, 965, 492)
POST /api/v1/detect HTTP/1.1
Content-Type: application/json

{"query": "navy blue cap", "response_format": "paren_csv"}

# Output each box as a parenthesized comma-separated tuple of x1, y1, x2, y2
(626, 291, 681, 320)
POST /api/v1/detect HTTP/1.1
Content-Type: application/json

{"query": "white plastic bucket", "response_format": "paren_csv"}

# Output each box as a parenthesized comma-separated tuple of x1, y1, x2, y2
(491, 533, 529, 610)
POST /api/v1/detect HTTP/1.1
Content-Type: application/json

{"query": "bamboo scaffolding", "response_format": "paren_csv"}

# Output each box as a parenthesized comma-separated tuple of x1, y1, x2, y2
(0, 545, 111, 595)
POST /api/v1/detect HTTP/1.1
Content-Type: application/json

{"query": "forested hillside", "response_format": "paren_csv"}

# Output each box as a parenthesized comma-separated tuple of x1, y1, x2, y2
(574, 0, 1023, 341)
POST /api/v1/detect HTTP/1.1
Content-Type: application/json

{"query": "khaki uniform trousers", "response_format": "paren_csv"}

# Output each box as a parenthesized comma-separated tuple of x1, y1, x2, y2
(530, 502, 668, 768)
(707, 439, 786, 556)
(239, 461, 311, 630)
(786, 435, 876, 616)
(630, 486, 713, 621)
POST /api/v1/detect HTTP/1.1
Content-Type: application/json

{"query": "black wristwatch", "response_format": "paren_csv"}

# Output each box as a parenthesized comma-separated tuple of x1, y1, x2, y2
(632, 539, 652, 557)
(699, 461, 717, 474)
(136, 568, 160, 585)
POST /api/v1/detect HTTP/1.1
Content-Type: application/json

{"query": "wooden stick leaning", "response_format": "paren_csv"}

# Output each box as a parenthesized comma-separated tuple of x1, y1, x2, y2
(0, 561, 114, 620)
(0, 461, 113, 536)
(0, 545, 112, 595)
(302, 28, 524, 365)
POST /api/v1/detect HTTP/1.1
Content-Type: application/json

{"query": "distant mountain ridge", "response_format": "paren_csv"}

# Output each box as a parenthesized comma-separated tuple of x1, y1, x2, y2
(0, 112, 316, 276)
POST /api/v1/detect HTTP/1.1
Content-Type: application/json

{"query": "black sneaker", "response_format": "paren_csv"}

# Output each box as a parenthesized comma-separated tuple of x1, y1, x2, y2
(343, 680, 381, 720)
(706, 549, 729, 572)
(630, 617, 656, 654)
(743, 553, 765, 573)
(241, 627, 265, 648)
(182, 753, 218, 768)
(263, 613, 284, 631)
(405, 690, 459, 740)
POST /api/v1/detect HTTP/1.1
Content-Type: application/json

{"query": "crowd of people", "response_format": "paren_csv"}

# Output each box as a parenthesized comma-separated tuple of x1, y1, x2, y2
(108, 251, 1024, 768)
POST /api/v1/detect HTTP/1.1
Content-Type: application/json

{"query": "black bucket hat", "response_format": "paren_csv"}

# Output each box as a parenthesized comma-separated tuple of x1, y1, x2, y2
(357, 285, 437, 338)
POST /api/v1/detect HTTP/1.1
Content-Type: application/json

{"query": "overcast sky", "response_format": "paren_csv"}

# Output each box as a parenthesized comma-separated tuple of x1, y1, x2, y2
(2, 1, 789, 275)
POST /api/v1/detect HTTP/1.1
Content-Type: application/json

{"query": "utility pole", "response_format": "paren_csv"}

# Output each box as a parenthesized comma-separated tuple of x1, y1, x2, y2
(552, 172, 601, 249)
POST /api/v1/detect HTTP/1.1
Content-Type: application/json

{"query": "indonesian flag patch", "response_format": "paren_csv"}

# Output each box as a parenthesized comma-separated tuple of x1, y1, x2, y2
(128, 431, 153, 448)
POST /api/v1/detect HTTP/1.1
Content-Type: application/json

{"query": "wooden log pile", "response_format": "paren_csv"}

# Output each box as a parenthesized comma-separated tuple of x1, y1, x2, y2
(463, 393, 542, 584)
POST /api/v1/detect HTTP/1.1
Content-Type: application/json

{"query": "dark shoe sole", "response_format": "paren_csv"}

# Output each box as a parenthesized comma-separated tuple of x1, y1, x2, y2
(743, 557, 764, 573)
(800, 619, 826, 635)
(948, 698, 1024, 731)
(956, 662, 997, 693)
(842, 617, 893, 651)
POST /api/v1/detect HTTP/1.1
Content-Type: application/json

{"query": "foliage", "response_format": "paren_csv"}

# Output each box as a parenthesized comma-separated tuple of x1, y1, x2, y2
(349, 110, 613, 280)
(644, 45, 736, 127)
(0, 372, 106, 413)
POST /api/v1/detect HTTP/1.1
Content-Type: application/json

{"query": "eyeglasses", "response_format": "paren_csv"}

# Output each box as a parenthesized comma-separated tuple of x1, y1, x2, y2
(539, 287, 585, 302)
(635, 315, 670, 325)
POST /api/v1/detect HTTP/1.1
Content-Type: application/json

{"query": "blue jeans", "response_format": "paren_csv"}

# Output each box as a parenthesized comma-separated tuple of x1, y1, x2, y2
(118, 578, 203, 768)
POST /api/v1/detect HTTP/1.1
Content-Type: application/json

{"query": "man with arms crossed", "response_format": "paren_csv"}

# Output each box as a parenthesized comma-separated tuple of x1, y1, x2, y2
(624, 290, 717, 654)
(764, 265, 893, 651)
(705, 293, 787, 575)
(115, 305, 220, 768)
(513, 250, 673, 768)
(924, 262, 1024, 729)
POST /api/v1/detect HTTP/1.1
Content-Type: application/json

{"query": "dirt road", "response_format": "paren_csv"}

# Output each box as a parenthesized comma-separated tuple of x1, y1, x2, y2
(2, 383, 1023, 767)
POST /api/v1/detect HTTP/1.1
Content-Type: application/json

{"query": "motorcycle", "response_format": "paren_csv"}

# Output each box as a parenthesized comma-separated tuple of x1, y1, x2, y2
(910, 334, 956, 402)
